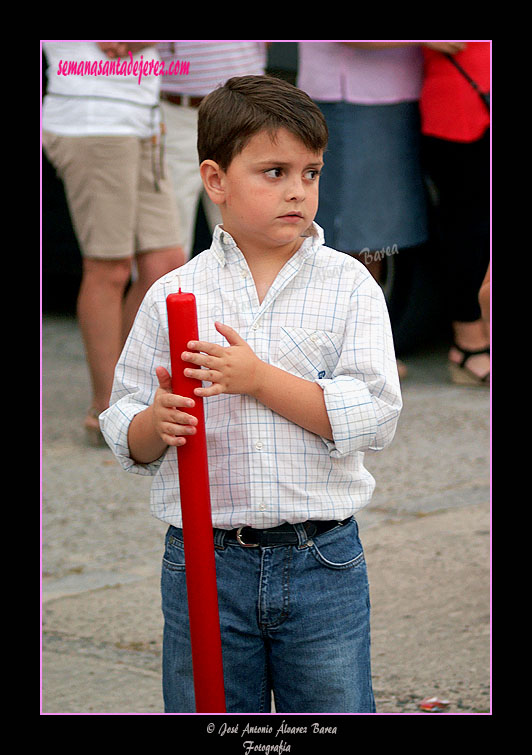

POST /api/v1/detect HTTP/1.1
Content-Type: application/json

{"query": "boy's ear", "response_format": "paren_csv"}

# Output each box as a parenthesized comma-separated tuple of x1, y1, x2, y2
(200, 160, 226, 205)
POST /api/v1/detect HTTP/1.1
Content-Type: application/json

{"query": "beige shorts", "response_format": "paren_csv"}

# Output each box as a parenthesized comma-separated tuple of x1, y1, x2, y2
(42, 132, 181, 259)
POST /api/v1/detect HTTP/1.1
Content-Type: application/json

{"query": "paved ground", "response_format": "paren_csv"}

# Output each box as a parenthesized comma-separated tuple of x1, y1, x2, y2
(41, 314, 491, 716)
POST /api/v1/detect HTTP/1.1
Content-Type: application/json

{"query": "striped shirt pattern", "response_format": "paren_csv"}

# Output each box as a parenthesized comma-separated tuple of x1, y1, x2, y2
(157, 41, 267, 96)
(100, 224, 402, 529)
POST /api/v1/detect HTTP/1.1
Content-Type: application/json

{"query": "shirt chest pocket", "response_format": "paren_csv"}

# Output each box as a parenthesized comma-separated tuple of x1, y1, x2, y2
(276, 327, 344, 381)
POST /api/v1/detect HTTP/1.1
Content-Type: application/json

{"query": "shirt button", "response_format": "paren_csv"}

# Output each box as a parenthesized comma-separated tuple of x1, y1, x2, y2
(241, 269, 248, 278)
(255, 441, 263, 450)
(252, 322, 260, 330)
(259, 502, 266, 511)
(310, 333, 319, 343)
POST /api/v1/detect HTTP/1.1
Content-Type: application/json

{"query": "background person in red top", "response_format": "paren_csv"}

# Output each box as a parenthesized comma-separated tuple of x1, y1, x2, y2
(420, 41, 491, 386)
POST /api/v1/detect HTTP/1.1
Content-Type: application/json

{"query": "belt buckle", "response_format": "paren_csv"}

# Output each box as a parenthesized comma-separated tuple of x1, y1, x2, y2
(236, 526, 259, 547)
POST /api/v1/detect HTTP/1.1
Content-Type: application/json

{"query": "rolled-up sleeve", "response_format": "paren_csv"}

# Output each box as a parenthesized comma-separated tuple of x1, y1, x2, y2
(316, 275, 402, 457)
(99, 291, 169, 475)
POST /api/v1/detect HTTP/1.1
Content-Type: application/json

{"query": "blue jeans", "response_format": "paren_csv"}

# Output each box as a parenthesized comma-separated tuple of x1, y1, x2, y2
(161, 517, 375, 713)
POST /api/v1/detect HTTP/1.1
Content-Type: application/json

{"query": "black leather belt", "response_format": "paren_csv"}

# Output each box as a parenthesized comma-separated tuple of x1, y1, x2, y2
(223, 517, 352, 548)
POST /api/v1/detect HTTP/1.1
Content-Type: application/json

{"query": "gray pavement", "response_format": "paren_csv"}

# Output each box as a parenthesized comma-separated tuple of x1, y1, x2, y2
(41, 314, 491, 715)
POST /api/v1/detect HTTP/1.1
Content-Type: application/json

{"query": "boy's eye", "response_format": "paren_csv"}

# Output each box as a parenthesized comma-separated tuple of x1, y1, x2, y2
(264, 168, 321, 180)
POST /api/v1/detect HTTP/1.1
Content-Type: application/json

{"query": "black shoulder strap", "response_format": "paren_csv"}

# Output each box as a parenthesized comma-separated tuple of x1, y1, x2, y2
(444, 53, 490, 112)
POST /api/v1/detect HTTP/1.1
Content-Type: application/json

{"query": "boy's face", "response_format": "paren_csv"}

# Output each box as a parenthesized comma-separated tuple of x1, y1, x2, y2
(210, 128, 323, 257)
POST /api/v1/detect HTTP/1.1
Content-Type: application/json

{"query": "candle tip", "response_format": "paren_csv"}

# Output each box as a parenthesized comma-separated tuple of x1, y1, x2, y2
(177, 273, 181, 294)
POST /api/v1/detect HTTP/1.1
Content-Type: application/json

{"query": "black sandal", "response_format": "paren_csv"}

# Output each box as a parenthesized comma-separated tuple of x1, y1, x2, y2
(449, 344, 490, 387)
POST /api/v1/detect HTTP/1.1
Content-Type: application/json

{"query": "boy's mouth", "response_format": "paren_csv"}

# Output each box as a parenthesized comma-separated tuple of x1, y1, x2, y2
(278, 211, 303, 220)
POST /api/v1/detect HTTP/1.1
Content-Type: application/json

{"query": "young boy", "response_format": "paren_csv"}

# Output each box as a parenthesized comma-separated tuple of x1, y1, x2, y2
(100, 75, 402, 713)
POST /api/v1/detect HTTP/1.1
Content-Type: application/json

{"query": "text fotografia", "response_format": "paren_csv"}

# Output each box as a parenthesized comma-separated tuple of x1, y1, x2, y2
(55, 52, 190, 85)
(243, 743, 290, 755)
(361, 243, 399, 265)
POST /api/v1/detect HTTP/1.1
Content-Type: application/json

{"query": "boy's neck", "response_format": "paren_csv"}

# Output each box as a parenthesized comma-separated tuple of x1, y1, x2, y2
(246, 247, 300, 306)
(221, 227, 305, 305)
(220, 224, 310, 266)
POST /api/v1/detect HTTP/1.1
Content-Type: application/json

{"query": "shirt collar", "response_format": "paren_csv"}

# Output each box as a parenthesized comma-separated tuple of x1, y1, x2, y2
(210, 223, 325, 267)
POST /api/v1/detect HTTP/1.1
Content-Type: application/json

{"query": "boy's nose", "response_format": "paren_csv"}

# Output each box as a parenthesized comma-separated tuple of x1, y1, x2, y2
(286, 178, 305, 201)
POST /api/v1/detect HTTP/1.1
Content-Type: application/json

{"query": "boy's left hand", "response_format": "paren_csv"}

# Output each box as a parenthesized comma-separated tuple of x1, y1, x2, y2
(182, 322, 264, 398)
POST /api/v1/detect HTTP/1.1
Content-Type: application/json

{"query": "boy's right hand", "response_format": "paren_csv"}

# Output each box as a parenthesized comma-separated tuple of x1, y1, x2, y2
(152, 366, 198, 447)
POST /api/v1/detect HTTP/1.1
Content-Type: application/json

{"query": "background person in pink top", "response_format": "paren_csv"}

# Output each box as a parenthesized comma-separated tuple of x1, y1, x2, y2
(298, 41, 430, 379)
(298, 40, 490, 385)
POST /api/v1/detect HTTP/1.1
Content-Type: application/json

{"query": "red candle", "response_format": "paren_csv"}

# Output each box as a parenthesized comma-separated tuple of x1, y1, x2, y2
(166, 287, 226, 713)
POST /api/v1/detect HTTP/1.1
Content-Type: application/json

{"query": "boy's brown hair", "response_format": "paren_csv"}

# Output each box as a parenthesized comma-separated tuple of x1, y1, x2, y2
(197, 75, 328, 171)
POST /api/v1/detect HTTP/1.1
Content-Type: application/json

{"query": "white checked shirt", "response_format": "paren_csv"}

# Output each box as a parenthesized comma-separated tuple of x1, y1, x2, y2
(100, 224, 402, 529)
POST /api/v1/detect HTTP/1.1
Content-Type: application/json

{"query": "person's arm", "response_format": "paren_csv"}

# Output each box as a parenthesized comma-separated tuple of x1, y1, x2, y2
(255, 365, 333, 440)
(181, 322, 333, 440)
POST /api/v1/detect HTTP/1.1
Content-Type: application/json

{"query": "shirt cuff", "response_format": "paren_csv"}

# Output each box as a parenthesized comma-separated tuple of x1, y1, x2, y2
(99, 399, 164, 476)
(316, 375, 399, 457)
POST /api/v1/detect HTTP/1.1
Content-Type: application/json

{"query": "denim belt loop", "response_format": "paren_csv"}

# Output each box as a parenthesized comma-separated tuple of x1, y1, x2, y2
(213, 528, 227, 549)
(294, 522, 313, 547)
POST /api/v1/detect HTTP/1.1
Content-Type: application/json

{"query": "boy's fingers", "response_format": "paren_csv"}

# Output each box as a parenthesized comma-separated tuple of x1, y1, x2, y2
(169, 410, 198, 426)
(155, 366, 173, 391)
(156, 366, 195, 408)
(194, 383, 223, 397)
(161, 431, 187, 447)
(186, 323, 245, 355)
(215, 321, 244, 346)
(160, 393, 195, 410)
(186, 340, 225, 357)
(162, 421, 196, 436)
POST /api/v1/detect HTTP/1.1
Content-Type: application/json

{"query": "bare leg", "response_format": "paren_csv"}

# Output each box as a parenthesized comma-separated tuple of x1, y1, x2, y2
(122, 245, 185, 342)
(77, 257, 132, 417)
(77, 247, 185, 443)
